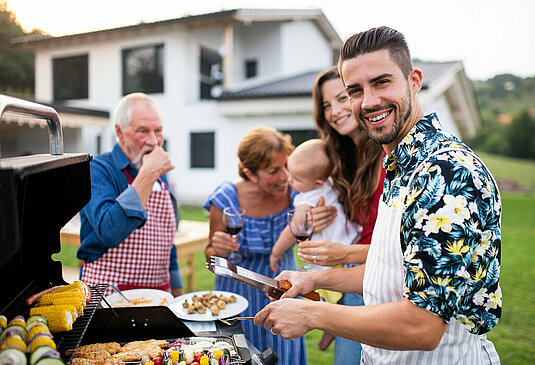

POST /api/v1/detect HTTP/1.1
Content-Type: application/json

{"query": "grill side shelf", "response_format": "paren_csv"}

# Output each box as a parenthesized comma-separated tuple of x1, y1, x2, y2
(56, 283, 107, 363)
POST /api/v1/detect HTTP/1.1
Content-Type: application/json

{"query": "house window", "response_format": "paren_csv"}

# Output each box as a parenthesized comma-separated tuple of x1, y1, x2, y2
(245, 59, 257, 79)
(280, 129, 319, 147)
(190, 132, 215, 168)
(200, 46, 223, 100)
(122, 44, 164, 95)
(53, 55, 88, 100)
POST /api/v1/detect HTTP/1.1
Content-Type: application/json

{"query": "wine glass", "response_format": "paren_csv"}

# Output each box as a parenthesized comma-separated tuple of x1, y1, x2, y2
(223, 207, 245, 237)
(287, 207, 314, 271)
(223, 207, 245, 262)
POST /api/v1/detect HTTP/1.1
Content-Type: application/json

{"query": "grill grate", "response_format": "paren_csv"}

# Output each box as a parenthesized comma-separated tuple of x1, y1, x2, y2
(55, 283, 107, 363)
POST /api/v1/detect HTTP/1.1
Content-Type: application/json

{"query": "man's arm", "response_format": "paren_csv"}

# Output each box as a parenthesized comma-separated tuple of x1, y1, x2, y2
(277, 265, 365, 296)
(82, 159, 145, 248)
(255, 297, 446, 351)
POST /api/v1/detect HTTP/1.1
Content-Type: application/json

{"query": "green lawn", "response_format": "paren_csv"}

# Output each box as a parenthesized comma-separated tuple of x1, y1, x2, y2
(55, 152, 535, 364)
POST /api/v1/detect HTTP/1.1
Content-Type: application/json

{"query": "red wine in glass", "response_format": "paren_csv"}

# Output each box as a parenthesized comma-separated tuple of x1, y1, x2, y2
(227, 226, 243, 236)
(293, 233, 311, 242)
(287, 207, 313, 271)
(223, 207, 245, 238)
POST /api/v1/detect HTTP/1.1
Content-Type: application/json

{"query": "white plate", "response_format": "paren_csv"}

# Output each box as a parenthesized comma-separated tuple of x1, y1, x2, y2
(103, 289, 174, 307)
(167, 290, 249, 321)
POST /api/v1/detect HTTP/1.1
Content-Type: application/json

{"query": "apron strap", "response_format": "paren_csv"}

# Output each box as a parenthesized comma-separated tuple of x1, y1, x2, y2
(123, 168, 166, 189)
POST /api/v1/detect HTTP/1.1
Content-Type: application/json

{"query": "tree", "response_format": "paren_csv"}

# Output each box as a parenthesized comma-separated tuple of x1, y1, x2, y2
(506, 110, 535, 160)
(0, 1, 44, 95)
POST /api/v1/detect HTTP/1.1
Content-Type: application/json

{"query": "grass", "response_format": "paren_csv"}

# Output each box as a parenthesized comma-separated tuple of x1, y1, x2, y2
(477, 152, 535, 192)
(54, 152, 535, 364)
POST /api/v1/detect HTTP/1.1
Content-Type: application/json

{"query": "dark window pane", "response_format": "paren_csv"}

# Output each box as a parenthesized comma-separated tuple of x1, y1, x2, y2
(280, 129, 319, 147)
(190, 132, 215, 168)
(245, 59, 257, 78)
(200, 46, 223, 100)
(53, 55, 88, 100)
(122, 44, 164, 95)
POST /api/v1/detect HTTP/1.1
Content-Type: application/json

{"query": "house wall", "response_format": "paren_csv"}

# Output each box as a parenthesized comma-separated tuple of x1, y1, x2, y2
(281, 20, 332, 75)
(422, 93, 462, 138)
(31, 18, 334, 205)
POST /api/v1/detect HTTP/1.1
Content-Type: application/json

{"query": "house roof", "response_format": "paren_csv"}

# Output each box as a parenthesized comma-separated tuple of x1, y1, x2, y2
(11, 8, 341, 49)
(217, 60, 464, 100)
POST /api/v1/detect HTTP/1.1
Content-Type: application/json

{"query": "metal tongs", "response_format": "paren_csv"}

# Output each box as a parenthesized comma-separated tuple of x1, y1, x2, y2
(206, 256, 321, 301)
(111, 284, 135, 306)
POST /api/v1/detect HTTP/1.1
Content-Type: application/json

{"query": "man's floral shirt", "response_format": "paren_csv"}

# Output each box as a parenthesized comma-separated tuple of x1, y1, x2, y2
(383, 113, 502, 335)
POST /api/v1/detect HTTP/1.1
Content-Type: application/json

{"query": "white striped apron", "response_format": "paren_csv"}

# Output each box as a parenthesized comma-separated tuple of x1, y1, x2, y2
(361, 147, 500, 364)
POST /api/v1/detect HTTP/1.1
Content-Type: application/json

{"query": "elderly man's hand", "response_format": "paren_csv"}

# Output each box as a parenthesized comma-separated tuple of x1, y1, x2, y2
(141, 146, 174, 177)
(254, 298, 315, 339)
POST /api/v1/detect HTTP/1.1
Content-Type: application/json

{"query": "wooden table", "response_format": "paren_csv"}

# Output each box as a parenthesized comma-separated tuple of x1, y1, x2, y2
(60, 218, 209, 291)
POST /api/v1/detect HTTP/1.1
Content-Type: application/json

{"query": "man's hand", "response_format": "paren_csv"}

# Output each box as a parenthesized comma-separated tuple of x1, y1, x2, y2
(172, 288, 184, 297)
(133, 146, 174, 207)
(140, 146, 174, 179)
(254, 298, 315, 339)
(275, 270, 317, 299)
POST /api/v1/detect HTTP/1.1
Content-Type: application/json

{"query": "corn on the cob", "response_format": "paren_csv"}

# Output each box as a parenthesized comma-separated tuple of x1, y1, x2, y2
(49, 281, 88, 302)
(30, 305, 76, 333)
(37, 291, 86, 317)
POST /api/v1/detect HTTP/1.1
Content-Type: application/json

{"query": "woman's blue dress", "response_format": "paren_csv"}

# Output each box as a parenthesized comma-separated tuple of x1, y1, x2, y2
(204, 181, 307, 365)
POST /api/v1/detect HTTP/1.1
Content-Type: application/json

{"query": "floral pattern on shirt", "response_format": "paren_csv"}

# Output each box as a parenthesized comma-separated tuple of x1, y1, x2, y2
(383, 113, 502, 335)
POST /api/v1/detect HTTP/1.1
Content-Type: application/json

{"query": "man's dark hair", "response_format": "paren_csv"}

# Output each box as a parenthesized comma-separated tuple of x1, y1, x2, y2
(338, 26, 413, 79)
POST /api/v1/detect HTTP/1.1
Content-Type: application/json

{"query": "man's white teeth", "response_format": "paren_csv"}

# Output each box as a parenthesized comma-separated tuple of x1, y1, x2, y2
(368, 111, 390, 122)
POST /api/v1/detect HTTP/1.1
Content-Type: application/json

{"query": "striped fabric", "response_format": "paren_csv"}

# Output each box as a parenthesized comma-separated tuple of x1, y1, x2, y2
(204, 182, 307, 365)
(361, 148, 500, 364)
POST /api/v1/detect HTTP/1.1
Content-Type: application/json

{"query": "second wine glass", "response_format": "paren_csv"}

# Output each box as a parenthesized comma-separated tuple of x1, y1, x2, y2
(287, 207, 313, 271)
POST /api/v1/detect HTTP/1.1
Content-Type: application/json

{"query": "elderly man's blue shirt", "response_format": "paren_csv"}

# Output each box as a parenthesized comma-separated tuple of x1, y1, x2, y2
(78, 143, 182, 288)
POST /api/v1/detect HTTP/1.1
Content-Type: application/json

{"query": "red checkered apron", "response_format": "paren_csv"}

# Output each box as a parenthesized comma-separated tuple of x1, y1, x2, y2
(81, 170, 176, 296)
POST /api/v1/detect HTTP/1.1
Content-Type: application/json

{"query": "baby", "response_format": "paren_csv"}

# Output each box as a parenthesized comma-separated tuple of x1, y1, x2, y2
(269, 138, 362, 351)
(270, 138, 361, 272)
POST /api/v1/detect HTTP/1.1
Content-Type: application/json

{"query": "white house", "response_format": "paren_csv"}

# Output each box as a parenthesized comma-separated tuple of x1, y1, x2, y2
(9, 8, 481, 205)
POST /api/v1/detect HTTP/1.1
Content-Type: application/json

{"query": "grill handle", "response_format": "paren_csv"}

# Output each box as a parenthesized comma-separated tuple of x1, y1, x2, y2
(0, 94, 64, 156)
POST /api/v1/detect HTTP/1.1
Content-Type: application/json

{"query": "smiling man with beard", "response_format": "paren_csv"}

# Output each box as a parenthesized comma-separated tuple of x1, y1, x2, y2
(78, 93, 184, 298)
(255, 27, 502, 364)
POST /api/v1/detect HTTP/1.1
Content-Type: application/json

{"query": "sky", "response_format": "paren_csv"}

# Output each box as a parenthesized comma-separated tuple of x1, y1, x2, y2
(5, 0, 535, 81)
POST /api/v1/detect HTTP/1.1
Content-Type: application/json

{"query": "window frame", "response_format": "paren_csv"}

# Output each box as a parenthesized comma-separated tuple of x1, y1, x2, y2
(190, 131, 215, 168)
(121, 43, 164, 95)
(52, 54, 89, 101)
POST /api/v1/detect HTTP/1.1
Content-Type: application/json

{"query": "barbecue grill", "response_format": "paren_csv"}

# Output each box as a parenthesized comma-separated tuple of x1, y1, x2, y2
(0, 95, 277, 365)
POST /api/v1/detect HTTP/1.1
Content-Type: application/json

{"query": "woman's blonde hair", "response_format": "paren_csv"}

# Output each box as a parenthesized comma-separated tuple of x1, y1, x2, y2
(238, 126, 294, 180)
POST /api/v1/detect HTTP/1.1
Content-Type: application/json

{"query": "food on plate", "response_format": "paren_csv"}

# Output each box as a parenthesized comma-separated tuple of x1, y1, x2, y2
(0, 315, 64, 365)
(182, 292, 236, 316)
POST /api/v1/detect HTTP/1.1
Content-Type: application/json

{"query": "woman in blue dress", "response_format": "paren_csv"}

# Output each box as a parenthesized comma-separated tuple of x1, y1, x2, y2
(204, 126, 324, 365)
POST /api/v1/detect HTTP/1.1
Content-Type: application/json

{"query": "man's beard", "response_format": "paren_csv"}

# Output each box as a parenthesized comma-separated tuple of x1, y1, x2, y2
(131, 145, 153, 169)
(358, 88, 412, 145)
